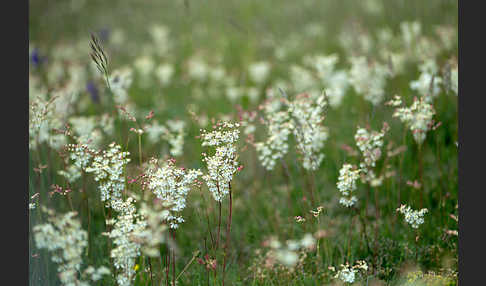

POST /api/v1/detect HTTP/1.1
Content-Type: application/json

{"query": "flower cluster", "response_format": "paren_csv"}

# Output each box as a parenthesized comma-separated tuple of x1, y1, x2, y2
(84, 143, 131, 211)
(255, 94, 293, 170)
(289, 93, 329, 170)
(66, 143, 97, 170)
(354, 123, 389, 185)
(348, 56, 390, 106)
(337, 164, 361, 207)
(108, 68, 133, 104)
(106, 197, 146, 286)
(163, 120, 186, 157)
(200, 121, 240, 202)
(410, 59, 442, 100)
(154, 64, 173, 87)
(133, 200, 170, 257)
(303, 53, 350, 107)
(256, 91, 328, 171)
(248, 61, 271, 84)
(396, 204, 428, 229)
(329, 260, 368, 284)
(144, 158, 202, 228)
(68, 115, 106, 148)
(144, 119, 186, 157)
(33, 209, 111, 286)
(261, 233, 316, 268)
(29, 95, 66, 150)
(355, 125, 387, 168)
(389, 95, 435, 145)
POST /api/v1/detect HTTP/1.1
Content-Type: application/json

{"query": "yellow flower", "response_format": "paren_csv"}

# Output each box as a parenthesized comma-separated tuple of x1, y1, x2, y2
(134, 264, 140, 271)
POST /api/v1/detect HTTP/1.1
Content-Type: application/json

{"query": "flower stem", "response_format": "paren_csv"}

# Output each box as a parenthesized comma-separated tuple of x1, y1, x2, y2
(222, 183, 233, 286)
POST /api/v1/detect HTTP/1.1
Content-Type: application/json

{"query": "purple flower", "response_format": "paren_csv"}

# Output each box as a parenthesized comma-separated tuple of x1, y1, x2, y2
(30, 48, 45, 67)
(86, 81, 99, 103)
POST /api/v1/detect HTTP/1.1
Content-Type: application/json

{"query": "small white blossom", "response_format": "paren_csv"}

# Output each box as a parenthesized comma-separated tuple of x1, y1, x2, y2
(34, 209, 110, 286)
(331, 260, 368, 284)
(349, 56, 390, 106)
(84, 143, 131, 211)
(144, 158, 202, 228)
(354, 124, 389, 174)
(289, 93, 329, 170)
(410, 60, 442, 100)
(155, 63, 174, 85)
(337, 164, 361, 207)
(392, 96, 435, 145)
(256, 91, 328, 171)
(107, 197, 146, 286)
(396, 204, 428, 229)
(255, 94, 293, 170)
(200, 121, 240, 202)
(248, 61, 271, 84)
(109, 68, 133, 104)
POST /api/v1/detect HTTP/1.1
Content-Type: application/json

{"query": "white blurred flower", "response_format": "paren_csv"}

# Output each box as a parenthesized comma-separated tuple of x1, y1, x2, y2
(349, 56, 390, 106)
(155, 63, 174, 86)
(248, 61, 271, 84)
(392, 95, 435, 145)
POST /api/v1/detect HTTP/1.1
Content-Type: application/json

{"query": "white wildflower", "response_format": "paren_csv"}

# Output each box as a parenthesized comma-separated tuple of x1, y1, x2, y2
(410, 60, 442, 100)
(155, 63, 174, 85)
(255, 95, 293, 170)
(33, 209, 108, 286)
(354, 124, 388, 171)
(290, 65, 317, 92)
(134, 56, 155, 78)
(109, 68, 133, 104)
(248, 61, 271, 84)
(349, 56, 390, 106)
(337, 164, 361, 207)
(107, 197, 146, 286)
(133, 201, 170, 257)
(149, 24, 170, 56)
(392, 96, 435, 145)
(187, 56, 209, 82)
(84, 143, 131, 211)
(289, 93, 329, 170)
(58, 164, 82, 184)
(144, 158, 202, 228)
(396, 204, 428, 229)
(331, 260, 368, 284)
(400, 21, 422, 48)
(201, 121, 240, 202)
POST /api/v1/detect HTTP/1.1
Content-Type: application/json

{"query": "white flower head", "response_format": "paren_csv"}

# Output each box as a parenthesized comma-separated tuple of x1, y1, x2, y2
(337, 164, 361, 207)
(144, 158, 202, 228)
(392, 96, 435, 145)
(396, 204, 428, 229)
(201, 121, 240, 202)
